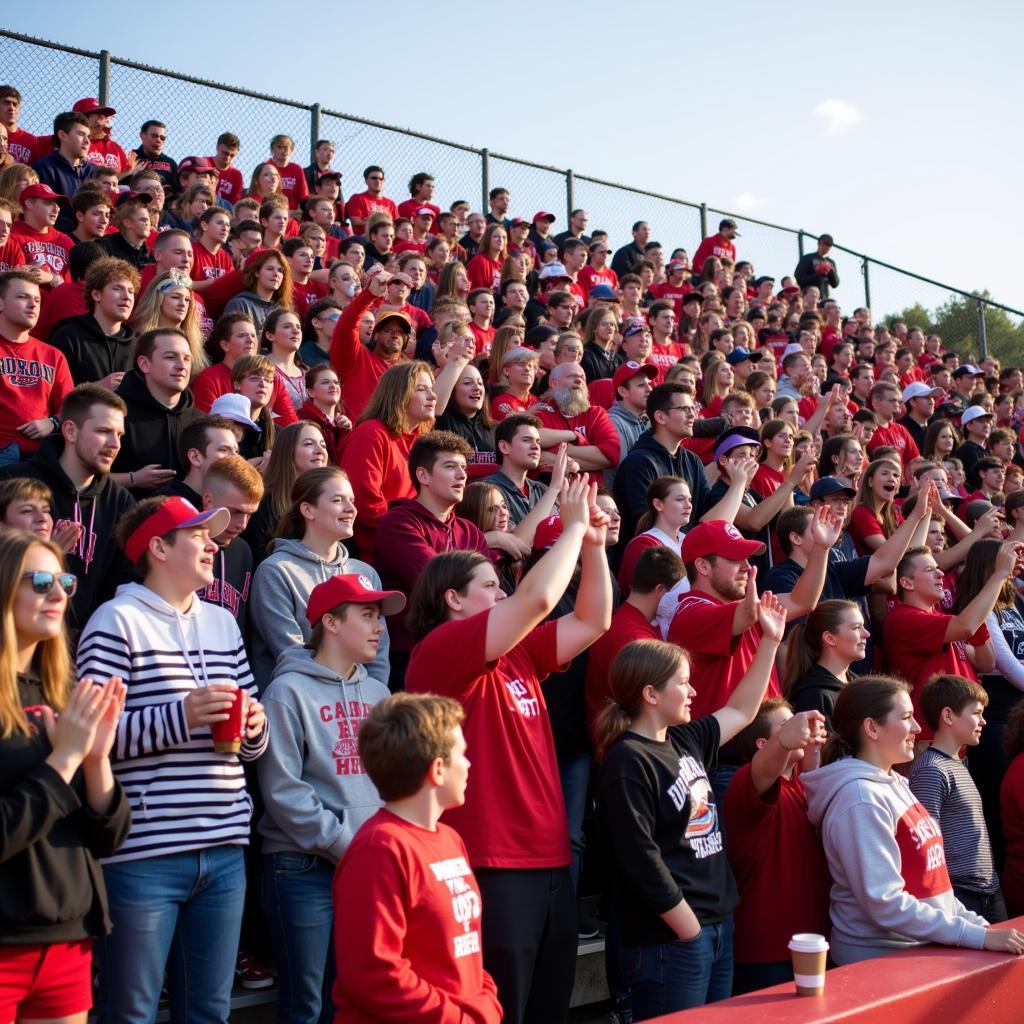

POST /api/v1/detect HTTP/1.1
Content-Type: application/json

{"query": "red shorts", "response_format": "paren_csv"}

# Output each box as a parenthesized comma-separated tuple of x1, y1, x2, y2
(0, 940, 93, 1020)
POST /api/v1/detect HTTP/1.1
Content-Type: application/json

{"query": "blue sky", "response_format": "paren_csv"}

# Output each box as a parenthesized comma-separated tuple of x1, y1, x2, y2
(4, 2, 1020, 318)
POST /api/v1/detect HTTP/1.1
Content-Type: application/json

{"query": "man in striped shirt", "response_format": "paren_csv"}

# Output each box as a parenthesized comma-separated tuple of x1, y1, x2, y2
(77, 494, 269, 1024)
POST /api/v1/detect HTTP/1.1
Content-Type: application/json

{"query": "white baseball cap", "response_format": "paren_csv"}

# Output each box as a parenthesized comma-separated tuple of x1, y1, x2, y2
(901, 382, 944, 402)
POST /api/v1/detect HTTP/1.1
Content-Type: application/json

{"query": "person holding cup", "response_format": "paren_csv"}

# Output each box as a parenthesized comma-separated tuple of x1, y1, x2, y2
(804, 676, 1024, 965)
(0, 529, 130, 1024)
(76, 495, 268, 1024)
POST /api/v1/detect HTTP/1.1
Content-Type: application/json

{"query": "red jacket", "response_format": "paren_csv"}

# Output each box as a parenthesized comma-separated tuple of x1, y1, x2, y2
(373, 498, 496, 652)
(190, 361, 298, 427)
(531, 400, 621, 485)
(329, 288, 406, 422)
(340, 419, 419, 555)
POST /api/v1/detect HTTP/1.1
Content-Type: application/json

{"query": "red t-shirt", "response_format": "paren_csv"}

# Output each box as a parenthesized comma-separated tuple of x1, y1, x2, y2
(530, 401, 621, 485)
(616, 533, 663, 596)
(584, 602, 659, 748)
(649, 340, 683, 378)
(692, 233, 736, 271)
(723, 765, 831, 963)
(292, 279, 328, 319)
(867, 420, 920, 479)
(489, 390, 533, 422)
(10, 222, 73, 283)
(466, 254, 502, 293)
(86, 138, 129, 172)
(0, 334, 75, 450)
(272, 161, 309, 209)
(668, 591, 781, 722)
(751, 463, 785, 498)
(0, 237, 26, 272)
(847, 503, 903, 556)
(332, 809, 501, 1024)
(468, 321, 495, 356)
(406, 610, 570, 869)
(210, 161, 245, 206)
(190, 240, 234, 282)
(7, 128, 38, 165)
(396, 199, 441, 232)
(34, 281, 86, 342)
(344, 191, 398, 228)
(649, 280, 694, 321)
(882, 601, 987, 740)
(190, 361, 298, 427)
(578, 264, 618, 297)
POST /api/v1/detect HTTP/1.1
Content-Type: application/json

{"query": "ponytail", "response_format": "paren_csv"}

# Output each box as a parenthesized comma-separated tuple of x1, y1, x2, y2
(593, 703, 633, 762)
(781, 599, 858, 695)
(635, 475, 686, 537)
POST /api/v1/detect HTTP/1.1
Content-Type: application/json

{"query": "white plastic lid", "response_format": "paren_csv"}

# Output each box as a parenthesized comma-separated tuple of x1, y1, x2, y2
(788, 933, 829, 953)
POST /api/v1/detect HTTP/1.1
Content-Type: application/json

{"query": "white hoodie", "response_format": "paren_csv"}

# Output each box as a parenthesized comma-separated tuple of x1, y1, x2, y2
(803, 756, 989, 964)
(77, 583, 269, 864)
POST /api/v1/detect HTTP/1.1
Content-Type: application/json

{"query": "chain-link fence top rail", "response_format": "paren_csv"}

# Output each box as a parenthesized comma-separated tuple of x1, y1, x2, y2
(3, 28, 1022, 360)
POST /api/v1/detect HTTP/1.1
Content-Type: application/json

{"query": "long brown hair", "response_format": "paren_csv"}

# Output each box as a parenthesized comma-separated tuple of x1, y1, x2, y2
(406, 551, 491, 640)
(821, 675, 909, 765)
(782, 599, 860, 694)
(274, 466, 350, 542)
(952, 540, 1015, 615)
(357, 361, 435, 435)
(0, 532, 72, 738)
(594, 639, 687, 759)
(853, 457, 901, 538)
(635, 476, 686, 534)
(241, 249, 293, 311)
(261, 421, 326, 530)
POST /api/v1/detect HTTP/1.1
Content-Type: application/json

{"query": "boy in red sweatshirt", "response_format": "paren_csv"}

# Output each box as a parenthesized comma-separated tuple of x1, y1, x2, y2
(333, 692, 502, 1024)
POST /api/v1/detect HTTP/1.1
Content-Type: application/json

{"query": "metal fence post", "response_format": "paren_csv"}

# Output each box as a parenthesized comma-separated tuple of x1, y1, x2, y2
(862, 258, 872, 310)
(481, 148, 490, 215)
(566, 168, 574, 226)
(798, 230, 806, 258)
(98, 49, 110, 106)
(699, 203, 707, 240)
(977, 297, 988, 358)
(309, 103, 321, 165)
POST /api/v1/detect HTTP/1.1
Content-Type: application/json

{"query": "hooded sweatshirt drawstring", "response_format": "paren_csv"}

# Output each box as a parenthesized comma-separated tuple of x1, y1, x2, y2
(73, 497, 98, 574)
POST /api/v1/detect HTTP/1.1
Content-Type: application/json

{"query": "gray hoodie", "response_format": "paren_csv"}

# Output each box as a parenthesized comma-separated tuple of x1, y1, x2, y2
(257, 646, 388, 861)
(249, 539, 390, 691)
(803, 756, 988, 965)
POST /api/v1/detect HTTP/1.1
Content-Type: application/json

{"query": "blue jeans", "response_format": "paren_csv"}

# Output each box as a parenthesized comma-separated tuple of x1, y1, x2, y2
(0, 443, 21, 467)
(262, 852, 336, 1024)
(558, 753, 591, 893)
(96, 845, 246, 1024)
(623, 917, 734, 1021)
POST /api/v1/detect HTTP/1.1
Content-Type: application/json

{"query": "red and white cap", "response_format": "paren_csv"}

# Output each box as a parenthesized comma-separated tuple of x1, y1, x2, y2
(123, 497, 230, 564)
(19, 182, 67, 205)
(306, 574, 406, 625)
(72, 97, 116, 117)
(612, 360, 659, 392)
(680, 519, 765, 563)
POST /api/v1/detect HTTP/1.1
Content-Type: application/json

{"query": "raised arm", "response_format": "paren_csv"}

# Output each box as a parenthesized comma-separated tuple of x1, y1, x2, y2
(734, 451, 815, 533)
(779, 506, 844, 618)
(749, 710, 826, 796)
(713, 592, 787, 744)
(701, 452, 758, 526)
(483, 478, 590, 663)
(945, 541, 1021, 644)
(866, 479, 935, 584)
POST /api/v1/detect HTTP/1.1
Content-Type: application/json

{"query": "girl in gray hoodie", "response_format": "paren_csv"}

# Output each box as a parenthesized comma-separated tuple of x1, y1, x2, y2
(258, 573, 405, 1024)
(249, 467, 390, 691)
(803, 676, 1024, 965)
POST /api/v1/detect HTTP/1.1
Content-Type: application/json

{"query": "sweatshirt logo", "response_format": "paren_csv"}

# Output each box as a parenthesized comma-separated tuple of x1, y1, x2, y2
(896, 801, 952, 898)
(320, 699, 373, 775)
(1, 356, 56, 387)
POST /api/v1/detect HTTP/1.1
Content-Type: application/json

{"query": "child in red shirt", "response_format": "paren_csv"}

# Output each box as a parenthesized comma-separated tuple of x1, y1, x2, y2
(333, 693, 501, 1024)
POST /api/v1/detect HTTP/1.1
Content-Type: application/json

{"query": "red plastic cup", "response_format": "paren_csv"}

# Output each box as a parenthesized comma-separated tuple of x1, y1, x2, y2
(211, 687, 245, 753)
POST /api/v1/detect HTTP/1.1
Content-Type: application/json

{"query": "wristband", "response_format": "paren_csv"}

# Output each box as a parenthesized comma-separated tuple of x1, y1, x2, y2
(129, 471, 134, 488)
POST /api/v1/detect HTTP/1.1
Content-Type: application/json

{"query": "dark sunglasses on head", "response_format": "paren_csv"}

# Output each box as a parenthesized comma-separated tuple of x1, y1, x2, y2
(22, 571, 77, 597)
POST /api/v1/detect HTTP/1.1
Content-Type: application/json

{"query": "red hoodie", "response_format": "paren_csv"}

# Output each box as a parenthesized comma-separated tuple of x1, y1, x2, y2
(190, 361, 298, 427)
(330, 288, 406, 422)
(373, 498, 497, 652)
(340, 420, 419, 555)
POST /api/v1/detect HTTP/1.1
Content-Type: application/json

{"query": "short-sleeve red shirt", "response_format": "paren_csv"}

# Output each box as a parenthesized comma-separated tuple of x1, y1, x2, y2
(406, 610, 570, 869)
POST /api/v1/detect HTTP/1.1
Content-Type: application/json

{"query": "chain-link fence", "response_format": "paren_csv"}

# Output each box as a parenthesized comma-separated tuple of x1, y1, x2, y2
(3, 27, 1022, 364)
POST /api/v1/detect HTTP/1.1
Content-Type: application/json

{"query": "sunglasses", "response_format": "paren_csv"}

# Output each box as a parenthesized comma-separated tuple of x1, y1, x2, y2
(22, 571, 77, 597)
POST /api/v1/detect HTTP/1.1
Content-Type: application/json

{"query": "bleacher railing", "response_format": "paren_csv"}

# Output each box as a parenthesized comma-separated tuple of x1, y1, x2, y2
(4, 28, 1023, 365)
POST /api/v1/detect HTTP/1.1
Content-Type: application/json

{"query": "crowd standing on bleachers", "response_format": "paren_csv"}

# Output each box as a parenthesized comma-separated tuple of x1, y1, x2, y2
(6, 82, 1024, 1024)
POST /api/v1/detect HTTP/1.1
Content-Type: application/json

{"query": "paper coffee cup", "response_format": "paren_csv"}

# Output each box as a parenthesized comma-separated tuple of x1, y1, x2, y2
(788, 933, 828, 996)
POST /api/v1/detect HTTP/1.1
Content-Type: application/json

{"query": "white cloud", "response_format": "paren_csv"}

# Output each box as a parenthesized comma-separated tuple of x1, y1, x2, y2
(733, 192, 765, 212)
(814, 99, 863, 136)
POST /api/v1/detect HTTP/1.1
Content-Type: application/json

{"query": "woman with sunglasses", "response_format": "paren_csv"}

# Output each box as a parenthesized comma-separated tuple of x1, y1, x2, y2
(0, 530, 129, 1024)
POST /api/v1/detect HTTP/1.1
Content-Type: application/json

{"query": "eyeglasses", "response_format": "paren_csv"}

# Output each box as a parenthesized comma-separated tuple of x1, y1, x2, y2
(22, 571, 77, 597)
(667, 405, 697, 415)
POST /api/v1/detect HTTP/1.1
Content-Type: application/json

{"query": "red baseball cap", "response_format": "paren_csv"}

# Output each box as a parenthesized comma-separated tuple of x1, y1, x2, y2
(533, 211, 556, 223)
(680, 519, 765, 563)
(19, 182, 67, 205)
(415, 206, 434, 217)
(178, 156, 218, 175)
(612, 360, 659, 392)
(306, 573, 406, 625)
(533, 513, 563, 551)
(123, 497, 230, 565)
(72, 97, 116, 117)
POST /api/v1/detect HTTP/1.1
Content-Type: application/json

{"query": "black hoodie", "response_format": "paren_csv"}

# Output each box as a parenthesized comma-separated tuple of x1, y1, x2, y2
(0, 674, 131, 944)
(49, 313, 136, 385)
(113, 370, 203, 489)
(2, 437, 136, 628)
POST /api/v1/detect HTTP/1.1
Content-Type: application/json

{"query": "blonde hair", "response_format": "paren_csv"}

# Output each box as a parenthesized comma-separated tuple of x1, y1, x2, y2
(0, 532, 72, 738)
(131, 270, 207, 374)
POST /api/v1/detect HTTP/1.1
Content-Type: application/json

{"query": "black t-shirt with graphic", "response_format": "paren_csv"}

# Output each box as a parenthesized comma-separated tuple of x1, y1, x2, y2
(596, 715, 738, 946)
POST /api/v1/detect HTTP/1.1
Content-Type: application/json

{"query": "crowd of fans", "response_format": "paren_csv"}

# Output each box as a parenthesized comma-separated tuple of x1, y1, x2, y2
(6, 83, 1024, 1024)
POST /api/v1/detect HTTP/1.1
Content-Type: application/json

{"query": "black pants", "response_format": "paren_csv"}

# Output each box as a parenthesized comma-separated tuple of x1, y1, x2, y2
(955, 885, 1008, 923)
(476, 866, 577, 1024)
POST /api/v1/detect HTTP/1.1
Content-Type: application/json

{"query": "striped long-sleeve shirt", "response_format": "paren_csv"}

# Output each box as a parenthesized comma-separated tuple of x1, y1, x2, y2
(76, 582, 269, 864)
